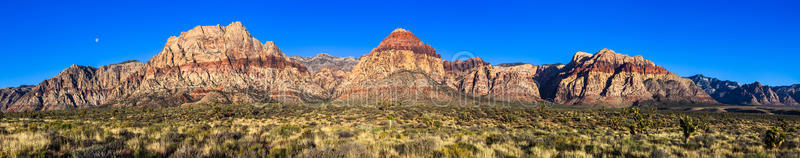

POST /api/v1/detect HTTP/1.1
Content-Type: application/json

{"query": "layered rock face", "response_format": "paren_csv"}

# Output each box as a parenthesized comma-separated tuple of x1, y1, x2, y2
(0, 85, 33, 111)
(117, 22, 324, 106)
(443, 57, 490, 77)
(774, 85, 800, 105)
(1, 23, 741, 111)
(4, 61, 144, 111)
(290, 53, 358, 73)
(687, 74, 741, 102)
(552, 49, 716, 107)
(723, 82, 798, 106)
(453, 63, 559, 103)
(688, 75, 799, 106)
(336, 28, 451, 102)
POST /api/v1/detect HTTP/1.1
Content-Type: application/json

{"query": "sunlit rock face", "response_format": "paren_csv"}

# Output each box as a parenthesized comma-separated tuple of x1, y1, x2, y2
(1, 23, 757, 111)
(550, 49, 716, 107)
(113, 22, 326, 107)
(774, 85, 800, 106)
(0, 85, 34, 111)
(4, 61, 145, 111)
(335, 28, 452, 102)
(289, 53, 359, 99)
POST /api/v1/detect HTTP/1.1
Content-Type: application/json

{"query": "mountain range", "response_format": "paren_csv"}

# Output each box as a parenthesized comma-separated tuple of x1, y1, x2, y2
(1, 22, 796, 112)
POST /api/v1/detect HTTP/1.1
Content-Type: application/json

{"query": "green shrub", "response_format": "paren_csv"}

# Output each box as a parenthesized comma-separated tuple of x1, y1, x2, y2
(764, 126, 786, 149)
(680, 116, 696, 144)
(273, 125, 301, 137)
(441, 143, 477, 158)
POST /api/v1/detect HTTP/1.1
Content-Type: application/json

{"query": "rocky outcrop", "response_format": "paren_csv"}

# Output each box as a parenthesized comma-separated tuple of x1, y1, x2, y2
(551, 49, 716, 107)
(0, 85, 33, 111)
(443, 57, 490, 75)
(722, 82, 798, 106)
(4, 61, 145, 111)
(2, 22, 769, 111)
(688, 75, 799, 106)
(290, 53, 359, 73)
(115, 22, 325, 107)
(687, 74, 741, 103)
(336, 28, 451, 102)
(311, 67, 348, 99)
(774, 85, 800, 105)
(453, 64, 561, 103)
(369, 28, 439, 58)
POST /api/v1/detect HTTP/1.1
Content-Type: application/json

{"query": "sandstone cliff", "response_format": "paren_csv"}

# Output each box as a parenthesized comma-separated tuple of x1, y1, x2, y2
(774, 85, 800, 105)
(453, 63, 554, 103)
(551, 49, 716, 107)
(0, 23, 748, 111)
(115, 22, 325, 107)
(336, 28, 452, 102)
(0, 85, 33, 111)
(4, 61, 144, 111)
(290, 53, 358, 73)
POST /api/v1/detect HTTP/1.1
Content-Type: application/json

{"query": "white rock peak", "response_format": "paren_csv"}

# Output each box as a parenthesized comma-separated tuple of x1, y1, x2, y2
(392, 28, 408, 33)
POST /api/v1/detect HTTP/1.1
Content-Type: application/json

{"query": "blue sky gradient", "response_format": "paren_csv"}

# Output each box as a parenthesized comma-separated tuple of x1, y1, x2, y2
(1, 0, 798, 88)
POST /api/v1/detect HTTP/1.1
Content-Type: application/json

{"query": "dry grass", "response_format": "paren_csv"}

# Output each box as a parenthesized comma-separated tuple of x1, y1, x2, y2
(0, 103, 799, 157)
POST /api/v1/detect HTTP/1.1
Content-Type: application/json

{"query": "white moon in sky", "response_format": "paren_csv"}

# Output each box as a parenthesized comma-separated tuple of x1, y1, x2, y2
(95, 38, 99, 43)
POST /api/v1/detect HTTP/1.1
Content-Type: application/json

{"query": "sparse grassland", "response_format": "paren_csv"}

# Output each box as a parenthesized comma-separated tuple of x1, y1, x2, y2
(1, 103, 799, 157)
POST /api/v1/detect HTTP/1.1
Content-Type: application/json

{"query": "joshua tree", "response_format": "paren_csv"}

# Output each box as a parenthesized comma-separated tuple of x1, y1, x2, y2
(680, 116, 697, 144)
(764, 126, 786, 149)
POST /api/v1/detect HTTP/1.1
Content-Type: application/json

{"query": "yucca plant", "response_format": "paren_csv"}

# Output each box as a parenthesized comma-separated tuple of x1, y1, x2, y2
(764, 126, 786, 149)
(680, 116, 696, 144)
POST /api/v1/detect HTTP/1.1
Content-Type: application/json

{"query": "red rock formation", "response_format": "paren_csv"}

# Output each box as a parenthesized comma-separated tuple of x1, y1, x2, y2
(552, 49, 716, 107)
(115, 22, 326, 106)
(453, 64, 558, 103)
(368, 28, 440, 58)
(443, 57, 490, 74)
(336, 28, 450, 102)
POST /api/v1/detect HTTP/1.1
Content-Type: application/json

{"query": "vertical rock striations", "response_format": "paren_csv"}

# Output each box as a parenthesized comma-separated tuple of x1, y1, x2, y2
(551, 49, 716, 107)
(688, 75, 799, 106)
(774, 85, 800, 106)
(4, 61, 144, 111)
(687, 74, 741, 103)
(336, 28, 451, 102)
(116, 22, 325, 107)
(289, 53, 359, 73)
(0, 85, 33, 111)
(723, 82, 798, 106)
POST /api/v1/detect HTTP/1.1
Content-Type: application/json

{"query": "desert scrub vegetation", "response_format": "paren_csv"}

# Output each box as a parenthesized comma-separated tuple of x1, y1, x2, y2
(0, 103, 799, 157)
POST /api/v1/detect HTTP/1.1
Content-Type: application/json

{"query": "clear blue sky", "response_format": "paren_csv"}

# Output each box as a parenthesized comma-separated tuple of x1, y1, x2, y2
(1, 0, 798, 88)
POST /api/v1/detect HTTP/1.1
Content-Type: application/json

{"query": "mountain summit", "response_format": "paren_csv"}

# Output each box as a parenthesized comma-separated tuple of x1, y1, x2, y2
(370, 28, 439, 58)
(0, 22, 748, 112)
(336, 28, 449, 102)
